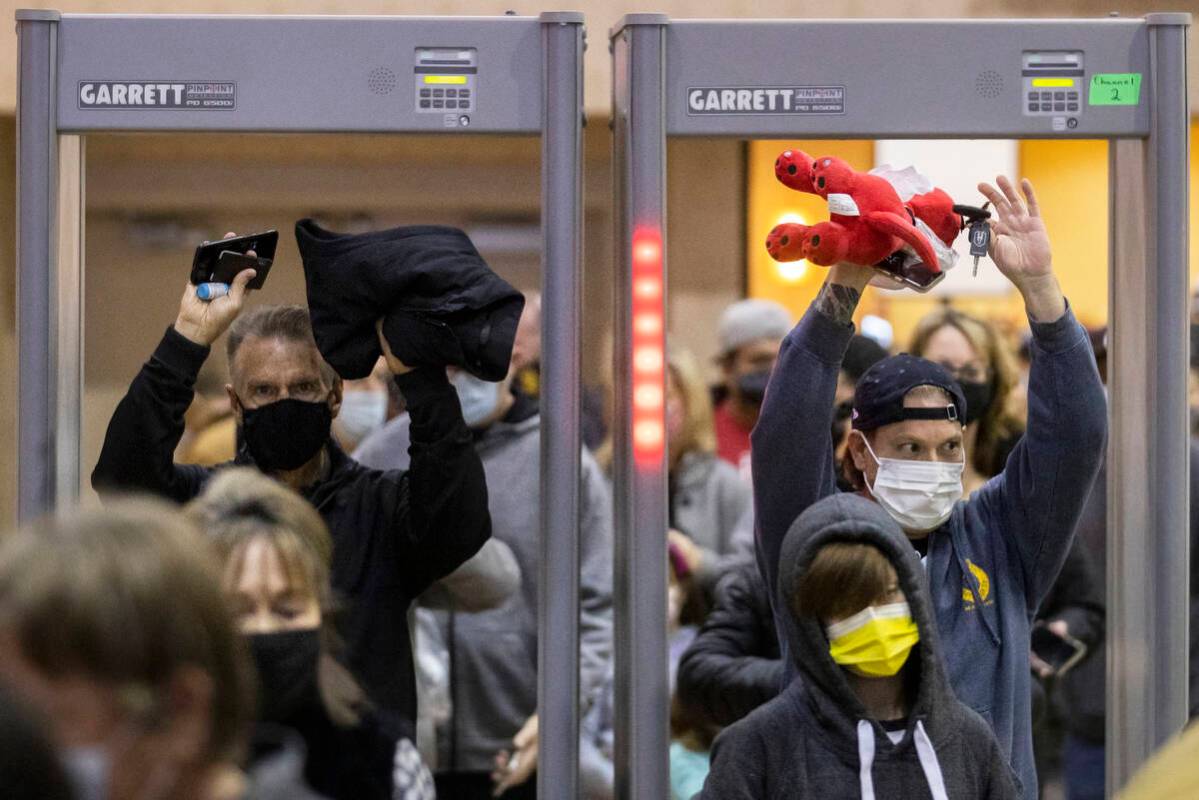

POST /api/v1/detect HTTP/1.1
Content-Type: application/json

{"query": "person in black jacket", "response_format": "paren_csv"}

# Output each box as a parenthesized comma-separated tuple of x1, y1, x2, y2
(1030, 536, 1105, 796)
(91, 258, 491, 741)
(676, 561, 782, 727)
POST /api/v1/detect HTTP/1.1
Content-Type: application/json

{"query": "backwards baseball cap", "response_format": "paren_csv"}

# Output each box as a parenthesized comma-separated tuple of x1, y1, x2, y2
(851, 354, 967, 432)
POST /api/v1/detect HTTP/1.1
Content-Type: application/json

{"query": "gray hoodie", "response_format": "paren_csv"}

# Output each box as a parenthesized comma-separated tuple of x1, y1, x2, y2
(355, 410, 613, 771)
(699, 493, 1017, 799)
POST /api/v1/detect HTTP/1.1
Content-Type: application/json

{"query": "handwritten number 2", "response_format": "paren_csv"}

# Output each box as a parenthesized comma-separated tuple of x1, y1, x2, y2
(1111, 88, 1121, 101)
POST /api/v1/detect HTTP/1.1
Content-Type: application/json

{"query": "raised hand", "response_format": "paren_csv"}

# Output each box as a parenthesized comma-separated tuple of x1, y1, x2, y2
(174, 231, 257, 346)
(375, 319, 414, 375)
(977, 177, 1065, 322)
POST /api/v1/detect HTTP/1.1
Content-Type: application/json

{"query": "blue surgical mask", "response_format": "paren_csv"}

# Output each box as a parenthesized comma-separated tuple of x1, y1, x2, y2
(62, 745, 109, 800)
(338, 390, 388, 442)
(450, 371, 502, 428)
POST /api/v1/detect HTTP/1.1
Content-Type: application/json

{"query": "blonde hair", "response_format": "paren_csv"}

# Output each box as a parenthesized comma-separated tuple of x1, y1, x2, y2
(187, 469, 333, 611)
(186, 469, 367, 727)
(909, 308, 1024, 476)
(667, 349, 717, 460)
(0, 498, 253, 764)
(593, 349, 717, 473)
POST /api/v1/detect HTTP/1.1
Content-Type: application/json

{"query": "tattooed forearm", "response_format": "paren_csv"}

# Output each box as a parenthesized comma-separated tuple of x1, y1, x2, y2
(813, 281, 862, 325)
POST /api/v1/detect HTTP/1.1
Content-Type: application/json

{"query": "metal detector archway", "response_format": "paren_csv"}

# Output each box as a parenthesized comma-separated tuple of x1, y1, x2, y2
(17, 10, 586, 795)
(611, 14, 1190, 798)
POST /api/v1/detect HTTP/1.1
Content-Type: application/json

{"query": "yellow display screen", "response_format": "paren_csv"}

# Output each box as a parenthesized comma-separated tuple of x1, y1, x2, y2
(423, 75, 468, 85)
(1032, 78, 1075, 88)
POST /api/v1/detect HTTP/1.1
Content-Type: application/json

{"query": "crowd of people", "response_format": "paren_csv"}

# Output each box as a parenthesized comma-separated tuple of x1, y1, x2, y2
(0, 175, 1189, 800)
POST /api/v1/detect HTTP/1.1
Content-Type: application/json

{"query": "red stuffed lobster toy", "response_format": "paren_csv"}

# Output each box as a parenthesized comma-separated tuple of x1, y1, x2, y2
(765, 148, 976, 289)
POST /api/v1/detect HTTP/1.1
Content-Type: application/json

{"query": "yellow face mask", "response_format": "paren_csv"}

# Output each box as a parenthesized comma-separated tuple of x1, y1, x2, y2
(825, 601, 920, 678)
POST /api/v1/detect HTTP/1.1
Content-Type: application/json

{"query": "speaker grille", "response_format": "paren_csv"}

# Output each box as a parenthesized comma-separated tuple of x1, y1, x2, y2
(975, 70, 1004, 99)
(367, 68, 397, 95)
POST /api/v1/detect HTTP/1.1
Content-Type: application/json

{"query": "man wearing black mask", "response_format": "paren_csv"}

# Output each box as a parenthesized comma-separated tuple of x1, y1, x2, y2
(92, 252, 491, 742)
(713, 298, 792, 480)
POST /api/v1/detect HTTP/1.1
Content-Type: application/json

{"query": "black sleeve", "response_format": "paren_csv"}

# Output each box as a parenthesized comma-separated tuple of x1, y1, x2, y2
(91, 326, 213, 503)
(1036, 536, 1105, 651)
(677, 566, 784, 727)
(391, 366, 490, 593)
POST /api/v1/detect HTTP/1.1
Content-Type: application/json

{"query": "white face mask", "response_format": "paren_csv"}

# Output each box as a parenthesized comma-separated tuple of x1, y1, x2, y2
(62, 745, 109, 800)
(450, 371, 502, 428)
(338, 389, 388, 442)
(858, 434, 964, 532)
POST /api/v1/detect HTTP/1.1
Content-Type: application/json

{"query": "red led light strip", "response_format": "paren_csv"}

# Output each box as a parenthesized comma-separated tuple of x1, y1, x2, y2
(631, 227, 665, 466)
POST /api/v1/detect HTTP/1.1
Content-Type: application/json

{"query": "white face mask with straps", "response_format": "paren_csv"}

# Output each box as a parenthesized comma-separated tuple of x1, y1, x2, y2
(857, 434, 964, 533)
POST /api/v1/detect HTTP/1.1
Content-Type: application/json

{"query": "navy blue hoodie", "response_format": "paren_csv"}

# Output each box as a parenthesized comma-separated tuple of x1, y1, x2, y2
(700, 493, 1018, 799)
(751, 301, 1106, 798)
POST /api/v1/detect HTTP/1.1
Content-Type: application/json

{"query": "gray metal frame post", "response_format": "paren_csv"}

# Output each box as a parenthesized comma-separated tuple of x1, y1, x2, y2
(16, 10, 64, 523)
(1107, 13, 1191, 791)
(537, 12, 585, 798)
(611, 15, 670, 800)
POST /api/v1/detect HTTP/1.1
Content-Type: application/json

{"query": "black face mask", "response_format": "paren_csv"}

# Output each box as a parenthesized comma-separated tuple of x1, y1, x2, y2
(240, 398, 333, 472)
(958, 379, 994, 426)
(247, 629, 322, 726)
(736, 370, 772, 405)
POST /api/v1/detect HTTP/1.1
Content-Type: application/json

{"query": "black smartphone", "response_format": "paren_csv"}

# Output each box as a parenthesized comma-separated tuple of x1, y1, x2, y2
(190, 230, 278, 289)
(208, 251, 273, 288)
(1031, 622, 1087, 677)
(872, 251, 947, 293)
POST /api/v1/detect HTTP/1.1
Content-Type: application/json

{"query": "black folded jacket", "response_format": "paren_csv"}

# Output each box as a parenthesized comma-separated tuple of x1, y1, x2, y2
(295, 219, 525, 381)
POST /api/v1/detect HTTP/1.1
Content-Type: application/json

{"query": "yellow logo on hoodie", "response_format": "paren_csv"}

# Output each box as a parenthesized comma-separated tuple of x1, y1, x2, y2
(961, 560, 992, 610)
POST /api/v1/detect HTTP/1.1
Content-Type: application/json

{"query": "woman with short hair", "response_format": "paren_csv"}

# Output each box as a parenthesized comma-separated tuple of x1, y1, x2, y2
(187, 468, 434, 800)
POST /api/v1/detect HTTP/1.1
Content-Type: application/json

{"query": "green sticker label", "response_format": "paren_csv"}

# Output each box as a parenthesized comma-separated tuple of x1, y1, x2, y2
(1089, 73, 1142, 106)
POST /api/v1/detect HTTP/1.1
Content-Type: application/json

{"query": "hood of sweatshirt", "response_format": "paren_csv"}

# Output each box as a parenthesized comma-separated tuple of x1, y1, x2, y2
(776, 492, 965, 754)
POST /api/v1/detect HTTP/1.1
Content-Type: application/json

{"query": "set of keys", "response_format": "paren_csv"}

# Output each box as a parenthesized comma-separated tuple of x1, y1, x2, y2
(954, 203, 993, 277)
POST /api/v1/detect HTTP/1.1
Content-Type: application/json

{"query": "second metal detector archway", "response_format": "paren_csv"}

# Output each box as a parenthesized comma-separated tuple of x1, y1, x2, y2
(17, 10, 587, 795)
(611, 14, 1190, 799)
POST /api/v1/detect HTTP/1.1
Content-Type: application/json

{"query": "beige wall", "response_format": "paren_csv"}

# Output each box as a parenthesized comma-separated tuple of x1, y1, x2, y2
(1, 0, 1195, 116)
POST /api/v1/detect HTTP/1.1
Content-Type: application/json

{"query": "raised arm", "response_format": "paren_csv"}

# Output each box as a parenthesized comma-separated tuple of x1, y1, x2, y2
(750, 263, 871, 601)
(92, 258, 257, 502)
(389, 364, 490, 594)
(971, 177, 1106, 608)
